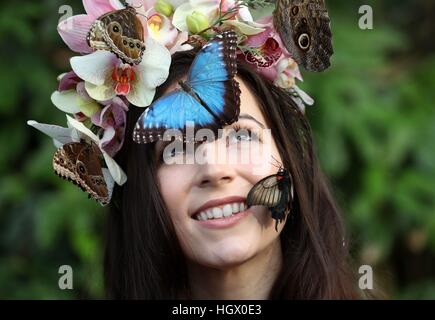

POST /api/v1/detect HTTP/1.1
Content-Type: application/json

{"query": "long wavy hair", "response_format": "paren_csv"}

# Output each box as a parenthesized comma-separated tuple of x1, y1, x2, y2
(104, 50, 360, 299)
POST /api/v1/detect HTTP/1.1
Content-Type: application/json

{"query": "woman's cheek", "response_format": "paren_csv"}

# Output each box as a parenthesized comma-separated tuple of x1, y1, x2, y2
(157, 165, 194, 220)
(233, 150, 283, 185)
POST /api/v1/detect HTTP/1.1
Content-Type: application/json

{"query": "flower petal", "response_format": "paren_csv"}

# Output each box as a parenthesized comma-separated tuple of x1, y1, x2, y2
(51, 90, 82, 114)
(83, 0, 123, 19)
(244, 27, 272, 47)
(256, 15, 273, 26)
(58, 14, 94, 54)
(293, 85, 314, 106)
(75, 82, 102, 116)
(66, 115, 100, 142)
(102, 168, 115, 203)
(85, 81, 117, 102)
(223, 20, 265, 36)
(147, 13, 179, 48)
(237, 5, 253, 22)
(78, 97, 102, 117)
(100, 126, 116, 146)
(169, 31, 192, 54)
(126, 82, 155, 107)
(27, 120, 75, 145)
(137, 38, 171, 88)
(100, 126, 125, 157)
(58, 71, 82, 91)
(167, 0, 186, 7)
(103, 152, 127, 185)
(172, 3, 193, 32)
(71, 51, 117, 86)
(93, 100, 126, 128)
(126, 39, 171, 107)
(172, 2, 216, 32)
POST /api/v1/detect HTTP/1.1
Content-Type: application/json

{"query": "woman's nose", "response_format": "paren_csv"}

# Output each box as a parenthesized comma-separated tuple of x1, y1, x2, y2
(197, 163, 235, 188)
(195, 139, 236, 188)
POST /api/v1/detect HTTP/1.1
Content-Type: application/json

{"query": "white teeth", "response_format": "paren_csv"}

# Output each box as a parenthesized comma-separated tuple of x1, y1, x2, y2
(200, 211, 208, 220)
(194, 202, 248, 221)
(223, 204, 232, 217)
(240, 202, 246, 211)
(232, 203, 239, 212)
(206, 209, 214, 219)
(212, 207, 223, 219)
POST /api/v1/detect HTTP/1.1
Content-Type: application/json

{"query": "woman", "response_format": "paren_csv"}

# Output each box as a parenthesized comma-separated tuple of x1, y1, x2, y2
(105, 50, 360, 299)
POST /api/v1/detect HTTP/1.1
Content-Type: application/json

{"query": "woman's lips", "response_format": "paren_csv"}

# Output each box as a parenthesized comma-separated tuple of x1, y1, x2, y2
(191, 196, 251, 229)
(192, 196, 247, 216)
(195, 208, 251, 229)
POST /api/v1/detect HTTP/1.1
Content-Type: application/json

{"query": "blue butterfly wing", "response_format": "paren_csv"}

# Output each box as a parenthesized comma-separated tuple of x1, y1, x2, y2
(188, 31, 240, 125)
(133, 31, 241, 144)
(133, 90, 216, 143)
(188, 40, 231, 84)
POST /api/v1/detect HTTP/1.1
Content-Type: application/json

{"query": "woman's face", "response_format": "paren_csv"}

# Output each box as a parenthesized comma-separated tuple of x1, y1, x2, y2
(156, 77, 286, 268)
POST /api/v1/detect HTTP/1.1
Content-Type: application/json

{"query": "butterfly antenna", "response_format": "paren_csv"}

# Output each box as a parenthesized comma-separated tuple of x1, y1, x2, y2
(268, 160, 280, 170)
(270, 155, 282, 169)
(124, 0, 148, 19)
(136, 12, 149, 20)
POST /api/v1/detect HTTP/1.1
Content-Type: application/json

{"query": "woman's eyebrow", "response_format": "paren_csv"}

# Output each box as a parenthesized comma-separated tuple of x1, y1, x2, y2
(238, 113, 266, 128)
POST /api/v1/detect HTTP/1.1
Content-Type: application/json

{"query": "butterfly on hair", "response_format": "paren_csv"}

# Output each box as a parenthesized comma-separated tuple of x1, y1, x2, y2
(133, 30, 241, 144)
(247, 159, 294, 231)
(87, 2, 146, 65)
(273, 0, 334, 72)
(53, 140, 109, 206)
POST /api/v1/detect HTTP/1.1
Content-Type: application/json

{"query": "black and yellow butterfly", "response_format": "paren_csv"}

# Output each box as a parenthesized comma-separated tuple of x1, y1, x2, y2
(247, 165, 294, 231)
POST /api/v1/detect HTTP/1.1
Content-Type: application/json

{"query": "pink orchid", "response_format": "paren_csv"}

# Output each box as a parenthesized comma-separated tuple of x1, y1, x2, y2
(51, 71, 101, 120)
(52, 71, 130, 157)
(241, 16, 303, 88)
(172, 0, 250, 32)
(146, 11, 180, 48)
(91, 97, 129, 157)
(70, 38, 171, 107)
(57, 71, 82, 91)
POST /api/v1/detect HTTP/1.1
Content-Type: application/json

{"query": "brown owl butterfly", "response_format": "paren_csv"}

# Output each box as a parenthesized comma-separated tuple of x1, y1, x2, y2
(273, 0, 333, 72)
(53, 140, 109, 206)
(87, 6, 146, 65)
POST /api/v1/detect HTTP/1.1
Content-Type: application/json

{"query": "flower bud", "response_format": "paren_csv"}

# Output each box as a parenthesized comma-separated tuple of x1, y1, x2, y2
(186, 11, 209, 34)
(154, 0, 174, 17)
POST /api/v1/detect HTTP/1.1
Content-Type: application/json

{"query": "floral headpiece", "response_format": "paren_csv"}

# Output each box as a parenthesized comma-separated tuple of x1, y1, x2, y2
(28, 0, 333, 205)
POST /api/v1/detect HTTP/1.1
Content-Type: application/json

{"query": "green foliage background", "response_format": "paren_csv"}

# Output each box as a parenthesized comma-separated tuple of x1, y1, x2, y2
(0, 0, 434, 299)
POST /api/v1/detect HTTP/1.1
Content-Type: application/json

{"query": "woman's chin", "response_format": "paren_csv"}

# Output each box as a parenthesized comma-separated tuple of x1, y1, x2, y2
(192, 241, 257, 269)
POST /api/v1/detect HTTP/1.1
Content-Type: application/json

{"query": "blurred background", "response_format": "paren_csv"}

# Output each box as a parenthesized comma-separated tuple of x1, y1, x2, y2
(0, 0, 434, 299)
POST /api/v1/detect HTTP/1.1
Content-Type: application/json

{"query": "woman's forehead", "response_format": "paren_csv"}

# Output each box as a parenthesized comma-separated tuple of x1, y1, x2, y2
(237, 76, 267, 127)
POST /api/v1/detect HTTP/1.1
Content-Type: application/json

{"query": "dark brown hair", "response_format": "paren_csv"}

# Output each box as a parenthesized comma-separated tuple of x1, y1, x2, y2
(104, 50, 361, 299)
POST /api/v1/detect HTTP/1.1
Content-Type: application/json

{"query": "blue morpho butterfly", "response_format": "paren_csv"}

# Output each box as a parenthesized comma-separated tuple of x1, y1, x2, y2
(133, 31, 241, 144)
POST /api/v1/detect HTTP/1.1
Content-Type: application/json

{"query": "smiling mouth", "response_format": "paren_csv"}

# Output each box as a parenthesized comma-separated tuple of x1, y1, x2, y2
(193, 201, 248, 221)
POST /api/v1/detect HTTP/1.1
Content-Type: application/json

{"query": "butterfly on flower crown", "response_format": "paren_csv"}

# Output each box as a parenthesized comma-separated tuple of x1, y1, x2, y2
(87, 5, 146, 65)
(53, 140, 109, 205)
(133, 31, 241, 144)
(273, 0, 333, 72)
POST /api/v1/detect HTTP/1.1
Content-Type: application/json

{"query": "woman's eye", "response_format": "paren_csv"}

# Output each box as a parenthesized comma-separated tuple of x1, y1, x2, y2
(228, 129, 260, 144)
(236, 134, 252, 142)
(160, 148, 185, 161)
(170, 149, 185, 157)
